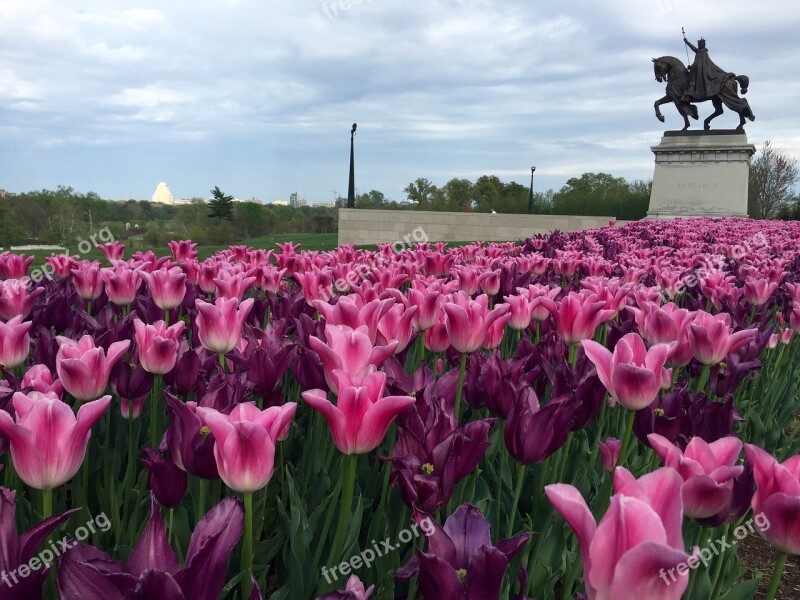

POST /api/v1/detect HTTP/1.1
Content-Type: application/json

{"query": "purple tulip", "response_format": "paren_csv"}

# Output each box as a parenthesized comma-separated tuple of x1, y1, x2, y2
(0, 487, 79, 600)
(141, 447, 188, 508)
(57, 495, 244, 600)
(163, 393, 220, 480)
(503, 388, 573, 464)
(397, 504, 530, 600)
(386, 396, 493, 513)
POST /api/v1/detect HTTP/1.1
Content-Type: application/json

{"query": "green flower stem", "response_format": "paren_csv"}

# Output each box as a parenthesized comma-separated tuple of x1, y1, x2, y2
(219, 352, 226, 373)
(765, 552, 788, 600)
(695, 365, 711, 394)
(241, 492, 254, 600)
(506, 462, 527, 537)
(196, 478, 207, 522)
(328, 454, 358, 568)
(618, 410, 636, 467)
(149, 375, 162, 448)
(42, 488, 56, 599)
(568, 343, 577, 368)
(454, 352, 468, 420)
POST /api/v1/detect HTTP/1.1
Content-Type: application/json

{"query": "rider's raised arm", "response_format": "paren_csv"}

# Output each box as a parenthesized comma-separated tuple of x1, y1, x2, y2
(684, 38, 699, 53)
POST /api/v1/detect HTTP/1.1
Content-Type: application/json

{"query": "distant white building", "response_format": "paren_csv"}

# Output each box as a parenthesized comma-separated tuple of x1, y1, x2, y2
(151, 182, 174, 205)
(272, 200, 289, 206)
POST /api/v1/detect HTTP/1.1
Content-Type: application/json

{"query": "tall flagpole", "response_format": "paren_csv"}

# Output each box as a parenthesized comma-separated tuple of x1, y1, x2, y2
(347, 123, 357, 209)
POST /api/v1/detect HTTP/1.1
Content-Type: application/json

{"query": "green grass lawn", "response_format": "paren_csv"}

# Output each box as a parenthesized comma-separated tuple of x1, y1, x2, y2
(24, 232, 339, 273)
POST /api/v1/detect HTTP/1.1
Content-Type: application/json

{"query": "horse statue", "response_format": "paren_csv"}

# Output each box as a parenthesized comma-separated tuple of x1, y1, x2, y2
(652, 38, 755, 131)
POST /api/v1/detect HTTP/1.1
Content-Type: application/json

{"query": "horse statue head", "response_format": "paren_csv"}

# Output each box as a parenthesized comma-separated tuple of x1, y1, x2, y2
(652, 56, 687, 83)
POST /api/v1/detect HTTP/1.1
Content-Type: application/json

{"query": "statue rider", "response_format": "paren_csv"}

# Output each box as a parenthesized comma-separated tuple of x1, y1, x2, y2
(682, 37, 732, 102)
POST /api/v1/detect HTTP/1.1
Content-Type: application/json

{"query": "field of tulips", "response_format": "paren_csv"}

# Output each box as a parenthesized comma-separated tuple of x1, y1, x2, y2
(0, 216, 799, 600)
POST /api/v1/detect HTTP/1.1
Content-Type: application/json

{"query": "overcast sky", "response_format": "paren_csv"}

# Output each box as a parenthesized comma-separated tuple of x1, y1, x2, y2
(2, 0, 799, 203)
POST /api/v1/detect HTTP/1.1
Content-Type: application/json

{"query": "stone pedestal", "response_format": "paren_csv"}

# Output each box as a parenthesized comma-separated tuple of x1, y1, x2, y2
(646, 130, 755, 219)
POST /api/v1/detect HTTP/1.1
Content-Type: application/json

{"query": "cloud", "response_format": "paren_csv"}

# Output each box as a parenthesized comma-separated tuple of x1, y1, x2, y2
(0, 0, 798, 202)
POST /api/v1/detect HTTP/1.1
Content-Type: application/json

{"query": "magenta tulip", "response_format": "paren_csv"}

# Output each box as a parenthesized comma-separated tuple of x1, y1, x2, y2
(70, 261, 104, 301)
(550, 292, 615, 344)
(443, 293, 510, 354)
(56, 335, 130, 401)
(96, 241, 125, 262)
(141, 266, 187, 310)
(599, 437, 622, 471)
(582, 333, 672, 410)
(0, 316, 31, 369)
(21, 364, 64, 397)
(302, 369, 415, 454)
(687, 311, 757, 366)
(649, 434, 743, 519)
(309, 324, 397, 392)
(101, 266, 142, 306)
(197, 402, 296, 493)
(546, 467, 688, 600)
(0, 279, 44, 321)
(194, 297, 254, 354)
(744, 444, 800, 554)
(0, 391, 111, 489)
(168, 239, 198, 263)
(134, 319, 186, 375)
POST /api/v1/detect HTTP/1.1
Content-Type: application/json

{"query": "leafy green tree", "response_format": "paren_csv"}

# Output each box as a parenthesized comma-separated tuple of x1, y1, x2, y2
(404, 178, 441, 209)
(552, 173, 649, 219)
(473, 176, 504, 212)
(443, 178, 474, 211)
(748, 141, 799, 219)
(208, 186, 234, 222)
(356, 190, 387, 209)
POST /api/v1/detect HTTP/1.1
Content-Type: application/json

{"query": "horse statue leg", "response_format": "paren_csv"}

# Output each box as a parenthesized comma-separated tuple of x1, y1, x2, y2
(654, 95, 670, 123)
(703, 97, 724, 130)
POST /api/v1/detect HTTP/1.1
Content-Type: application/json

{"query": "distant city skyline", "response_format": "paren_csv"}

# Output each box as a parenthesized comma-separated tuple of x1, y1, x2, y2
(2, 1, 799, 202)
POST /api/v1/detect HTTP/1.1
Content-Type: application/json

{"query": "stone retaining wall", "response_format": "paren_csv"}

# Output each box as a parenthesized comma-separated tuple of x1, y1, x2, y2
(338, 209, 626, 245)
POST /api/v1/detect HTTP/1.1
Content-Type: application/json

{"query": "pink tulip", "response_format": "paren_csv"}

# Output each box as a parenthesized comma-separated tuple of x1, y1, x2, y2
(517, 284, 559, 321)
(506, 294, 534, 331)
(743, 276, 778, 306)
(550, 292, 615, 344)
(101, 266, 142, 306)
(0, 253, 34, 279)
(141, 266, 187, 310)
(56, 335, 130, 401)
(406, 289, 442, 331)
(546, 467, 688, 600)
(443, 293, 510, 354)
(294, 269, 334, 305)
(198, 260, 221, 294)
(687, 311, 757, 366)
(22, 364, 64, 397)
(214, 270, 257, 301)
(96, 241, 125, 262)
(482, 313, 510, 349)
(0, 316, 32, 369)
(744, 444, 800, 554)
(168, 240, 198, 264)
(313, 297, 394, 343)
(134, 319, 186, 375)
(376, 304, 418, 354)
(478, 270, 501, 296)
(424, 315, 450, 353)
(648, 434, 743, 519)
(70, 261, 104, 301)
(0, 391, 111, 489)
(194, 297, 254, 354)
(0, 280, 44, 320)
(45, 254, 76, 278)
(599, 437, 622, 471)
(197, 402, 296, 493)
(582, 333, 672, 410)
(302, 370, 415, 454)
(309, 325, 397, 392)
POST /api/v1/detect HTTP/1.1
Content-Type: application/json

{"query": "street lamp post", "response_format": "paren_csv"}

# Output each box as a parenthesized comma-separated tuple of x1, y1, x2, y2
(527, 166, 536, 214)
(347, 123, 357, 209)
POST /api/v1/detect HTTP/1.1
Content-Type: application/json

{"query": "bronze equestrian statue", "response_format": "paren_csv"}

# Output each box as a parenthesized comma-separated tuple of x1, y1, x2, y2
(653, 37, 755, 131)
